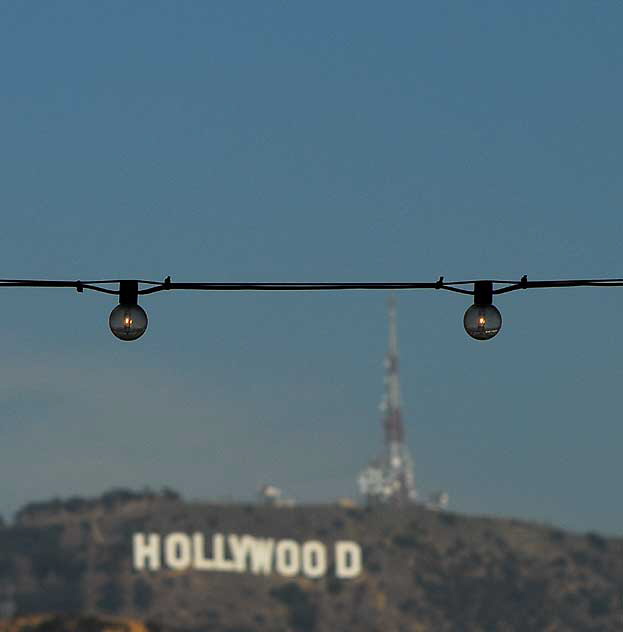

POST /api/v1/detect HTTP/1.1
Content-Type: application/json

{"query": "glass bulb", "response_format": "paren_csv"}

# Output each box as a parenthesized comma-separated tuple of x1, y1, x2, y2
(109, 304, 148, 341)
(463, 304, 502, 340)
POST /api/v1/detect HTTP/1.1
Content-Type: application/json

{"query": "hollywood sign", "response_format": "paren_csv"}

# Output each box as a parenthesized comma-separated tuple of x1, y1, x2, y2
(133, 532, 362, 579)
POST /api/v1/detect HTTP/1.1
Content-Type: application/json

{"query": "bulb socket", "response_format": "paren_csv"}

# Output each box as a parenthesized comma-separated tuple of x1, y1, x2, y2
(119, 280, 139, 306)
(473, 280, 493, 306)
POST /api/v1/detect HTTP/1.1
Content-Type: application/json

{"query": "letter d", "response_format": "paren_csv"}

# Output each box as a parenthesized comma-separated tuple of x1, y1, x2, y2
(335, 541, 362, 579)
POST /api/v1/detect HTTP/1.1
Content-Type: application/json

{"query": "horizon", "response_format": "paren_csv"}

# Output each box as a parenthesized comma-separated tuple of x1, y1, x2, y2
(6, 484, 620, 540)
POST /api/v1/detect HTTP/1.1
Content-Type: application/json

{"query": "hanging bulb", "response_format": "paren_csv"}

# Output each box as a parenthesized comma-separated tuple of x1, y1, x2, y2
(463, 280, 502, 340)
(109, 304, 148, 340)
(463, 304, 502, 340)
(109, 280, 148, 341)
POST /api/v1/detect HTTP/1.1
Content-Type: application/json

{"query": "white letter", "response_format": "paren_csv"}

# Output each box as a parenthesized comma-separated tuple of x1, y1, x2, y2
(335, 541, 362, 578)
(133, 533, 160, 570)
(249, 537, 274, 575)
(228, 534, 255, 572)
(164, 533, 192, 570)
(193, 533, 216, 570)
(275, 540, 300, 577)
(212, 533, 236, 571)
(301, 541, 327, 578)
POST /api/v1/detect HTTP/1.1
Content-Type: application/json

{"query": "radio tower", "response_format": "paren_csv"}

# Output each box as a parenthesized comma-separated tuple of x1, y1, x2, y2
(358, 296, 417, 505)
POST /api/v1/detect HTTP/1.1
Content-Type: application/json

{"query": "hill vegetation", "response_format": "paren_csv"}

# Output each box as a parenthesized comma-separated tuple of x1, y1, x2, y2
(0, 615, 154, 632)
(1, 490, 622, 631)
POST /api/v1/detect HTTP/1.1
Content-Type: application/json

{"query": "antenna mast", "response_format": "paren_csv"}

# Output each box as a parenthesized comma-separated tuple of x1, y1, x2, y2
(359, 296, 417, 505)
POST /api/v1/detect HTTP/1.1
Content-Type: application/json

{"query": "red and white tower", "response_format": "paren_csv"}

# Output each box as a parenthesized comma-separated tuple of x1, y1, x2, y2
(359, 296, 417, 505)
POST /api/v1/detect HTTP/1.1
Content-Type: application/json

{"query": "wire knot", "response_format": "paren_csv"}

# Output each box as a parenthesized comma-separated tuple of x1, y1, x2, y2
(435, 276, 444, 289)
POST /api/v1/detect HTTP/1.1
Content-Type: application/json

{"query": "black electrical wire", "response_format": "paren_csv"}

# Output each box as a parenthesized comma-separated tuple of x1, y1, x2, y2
(1, 276, 623, 297)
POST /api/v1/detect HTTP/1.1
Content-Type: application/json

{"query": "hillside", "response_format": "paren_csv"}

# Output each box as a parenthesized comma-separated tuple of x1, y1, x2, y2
(1, 491, 622, 631)
(0, 615, 155, 632)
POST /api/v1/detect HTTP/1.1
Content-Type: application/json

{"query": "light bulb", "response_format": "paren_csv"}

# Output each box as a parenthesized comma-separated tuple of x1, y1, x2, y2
(463, 304, 502, 340)
(109, 304, 148, 341)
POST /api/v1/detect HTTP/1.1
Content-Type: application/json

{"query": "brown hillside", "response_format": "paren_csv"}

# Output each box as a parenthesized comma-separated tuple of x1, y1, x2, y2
(0, 614, 153, 632)
(1, 491, 622, 631)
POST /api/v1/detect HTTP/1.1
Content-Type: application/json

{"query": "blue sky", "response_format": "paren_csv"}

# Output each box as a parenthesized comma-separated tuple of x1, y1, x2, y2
(1, 2, 622, 534)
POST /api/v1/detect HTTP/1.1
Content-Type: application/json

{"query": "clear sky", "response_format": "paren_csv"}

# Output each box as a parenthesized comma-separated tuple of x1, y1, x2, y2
(1, 2, 622, 535)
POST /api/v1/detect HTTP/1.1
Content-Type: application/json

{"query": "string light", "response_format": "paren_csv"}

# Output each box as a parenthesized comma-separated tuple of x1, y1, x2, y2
(108, 280, 148, 341)
(463, 281, 502, 340)
(1, 275, 622, 342)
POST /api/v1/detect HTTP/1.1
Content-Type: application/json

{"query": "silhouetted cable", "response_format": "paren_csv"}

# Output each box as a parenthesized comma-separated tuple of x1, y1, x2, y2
(2, 276, 623, 296)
